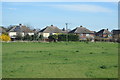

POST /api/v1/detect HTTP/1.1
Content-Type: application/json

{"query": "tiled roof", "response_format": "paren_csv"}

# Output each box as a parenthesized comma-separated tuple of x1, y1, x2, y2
(69, 26, 92, 34)
(39, 25, 62, 33)
(112, 30, 120, 34)
(9, 25, 34, 33)
(0, 27, 6, 33)
(97, 29, 111, 34)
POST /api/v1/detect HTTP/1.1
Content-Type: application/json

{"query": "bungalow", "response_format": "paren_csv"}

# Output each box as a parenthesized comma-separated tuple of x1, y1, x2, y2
(0, 27, 6, 35)
(8, 24, 34, 39)
(0, 27, 2, 35)
(69, 26, 95, 40)
(95, 29, 112, 41)
(96, 29, 112, 38)
(111, 29, 120, 42)
(39, 25, 62, 38)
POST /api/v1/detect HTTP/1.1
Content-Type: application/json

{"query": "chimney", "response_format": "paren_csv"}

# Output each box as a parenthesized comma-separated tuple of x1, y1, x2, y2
(51, 25, 53, 26)
(80, 26, 82, 27)
(19, 24, 22, 26)
(107, 28, 108, 30)
(62, 28, 65, 31)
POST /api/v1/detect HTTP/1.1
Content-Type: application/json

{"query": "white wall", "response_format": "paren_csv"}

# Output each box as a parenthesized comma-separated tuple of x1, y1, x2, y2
(21, 33, 24, 37)
(38, 32, 58, 38)
(9, 32, 17, 37)
(28, 33, 34, 36)
(43, 33, 50, 38)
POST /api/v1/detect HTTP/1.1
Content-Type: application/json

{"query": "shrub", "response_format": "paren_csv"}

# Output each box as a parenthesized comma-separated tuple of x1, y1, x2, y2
(68, 34, 79, 41)
(48, 35, 58, 42)
(38, 35, 44, 41)
(16, 34, 23, 40)
(58, 34, 66, 41)
(58, 34, 79, 41)
(0, 34, 11, 41)
(23, 34, 32, 41)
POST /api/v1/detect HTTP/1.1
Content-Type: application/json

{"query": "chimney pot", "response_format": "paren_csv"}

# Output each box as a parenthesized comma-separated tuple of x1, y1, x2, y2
(19, 24, 22, 26)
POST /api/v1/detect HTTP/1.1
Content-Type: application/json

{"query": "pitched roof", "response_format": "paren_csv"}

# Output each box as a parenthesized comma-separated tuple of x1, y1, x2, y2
(39, 25, 62, 33)
(0, 27, 6, 33)
(0, 27, 2, 33)
(69, 26, 92, 34)
(112, 30, 120, 34)
(97, 29, 111, 34)
(8, 25, 34, 33)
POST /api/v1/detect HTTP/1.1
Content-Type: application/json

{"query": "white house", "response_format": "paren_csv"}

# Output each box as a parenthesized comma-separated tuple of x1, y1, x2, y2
(8, 24, 34, 38)
(39, 25, 62, 38)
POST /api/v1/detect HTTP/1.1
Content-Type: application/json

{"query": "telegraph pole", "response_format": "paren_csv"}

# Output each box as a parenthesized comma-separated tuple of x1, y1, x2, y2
(65, 23, 68, 42)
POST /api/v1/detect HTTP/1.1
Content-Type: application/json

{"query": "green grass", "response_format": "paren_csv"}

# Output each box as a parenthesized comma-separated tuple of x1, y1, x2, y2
(2, 42, 118, 78)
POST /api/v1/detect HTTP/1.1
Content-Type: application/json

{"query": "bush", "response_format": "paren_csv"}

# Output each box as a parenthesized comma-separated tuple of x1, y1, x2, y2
(58, 34, 66, 41)
(23, 34, 32, 41)
(38, 35, 44, 41)
(48, 34, 79, 42)
(23, 34, 43, 41)
(0, 34, 11, 41)
(48, 35, 58, 42)
(58, 34, 79, 41)
(68, 34, 79, 41)
(16, 34, 23, 40)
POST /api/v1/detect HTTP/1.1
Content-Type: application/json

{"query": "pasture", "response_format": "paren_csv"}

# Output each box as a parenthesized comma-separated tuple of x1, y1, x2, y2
(2, 42, 118, 78)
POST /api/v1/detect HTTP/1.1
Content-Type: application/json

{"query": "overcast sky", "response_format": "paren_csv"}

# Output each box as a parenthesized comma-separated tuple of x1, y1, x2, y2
(1, 2, 118, 31)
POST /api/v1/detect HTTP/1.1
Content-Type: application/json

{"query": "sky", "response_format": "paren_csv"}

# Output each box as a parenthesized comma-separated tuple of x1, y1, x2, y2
(1, 0, 119, 2)
(1, 2, 118, 31)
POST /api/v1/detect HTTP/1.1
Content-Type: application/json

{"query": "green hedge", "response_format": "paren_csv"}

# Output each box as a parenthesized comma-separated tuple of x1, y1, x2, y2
(48, 34, 79, 42)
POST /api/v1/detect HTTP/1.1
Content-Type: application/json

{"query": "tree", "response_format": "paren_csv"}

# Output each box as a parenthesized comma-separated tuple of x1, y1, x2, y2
(23, 34, 31, 41)
(48, 35, 58, 42)
(16, 33, 23, 40)
(38, 35, 43, 41)
(31, 33, 39, 41)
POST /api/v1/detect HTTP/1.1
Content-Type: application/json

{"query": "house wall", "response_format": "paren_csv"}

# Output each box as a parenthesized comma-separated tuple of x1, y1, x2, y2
(90, 34, 95, 37)
(43, 33, 50, 38)
(28, 33, 34, 36)
(39, 33, 58, 38)
(9, 32, 25, 37)
(52, 33, 57, 35)
(21, 33, 24, 37)
(112, 34, 120, 39)
(9, 32, 17, 37)
(79, 33, 94, 40)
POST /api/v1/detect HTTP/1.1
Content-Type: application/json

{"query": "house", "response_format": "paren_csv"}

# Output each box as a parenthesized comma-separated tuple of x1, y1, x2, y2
(95, 29, 112, 41)
(0, 27, 2, 35)
(0, 27, 6, 35)
(8, 24, 34, 39)
(112, 30, 120, 42)
(96, 29, 112, 38)
(69, 26, 95, 40)
(39, 25, 62, 38)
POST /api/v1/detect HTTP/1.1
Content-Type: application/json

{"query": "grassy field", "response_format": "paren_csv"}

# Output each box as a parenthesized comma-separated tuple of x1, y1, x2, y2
(2, 42, 118, 78)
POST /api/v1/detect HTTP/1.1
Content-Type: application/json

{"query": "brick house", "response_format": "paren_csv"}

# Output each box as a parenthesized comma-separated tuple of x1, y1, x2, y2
(69, 26, 95, 40)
